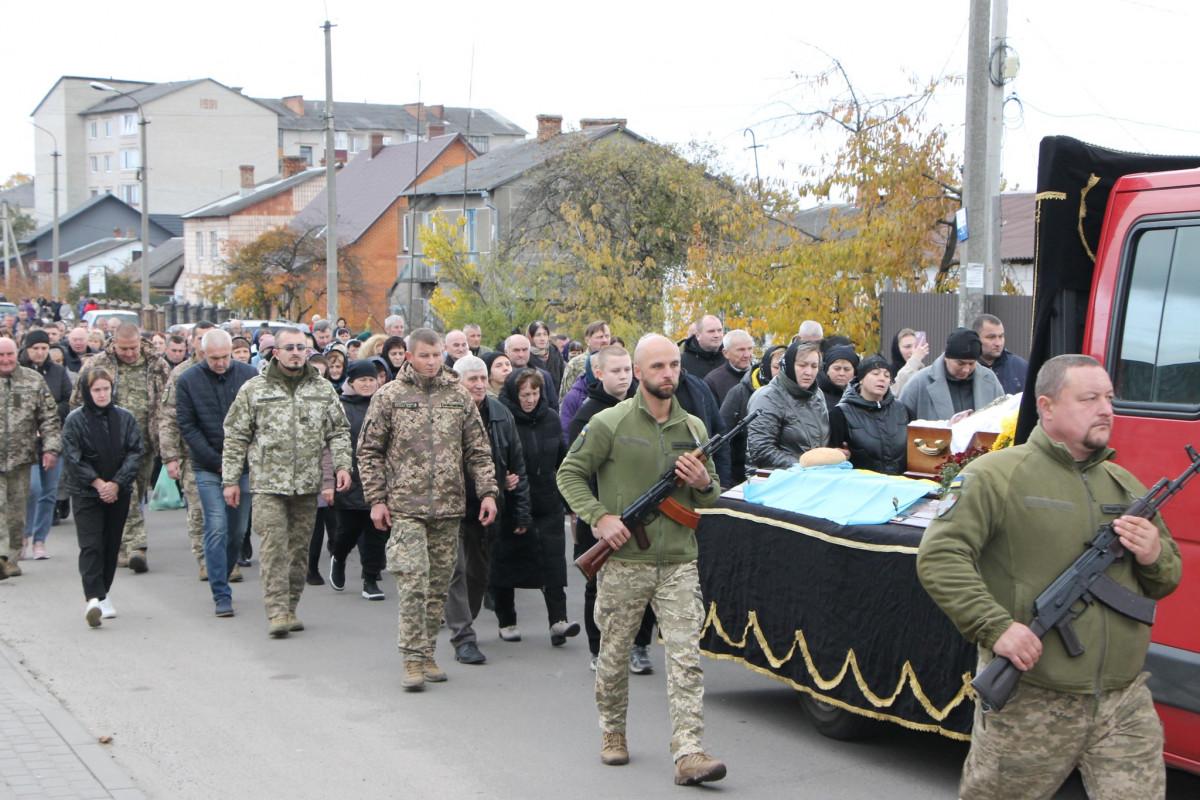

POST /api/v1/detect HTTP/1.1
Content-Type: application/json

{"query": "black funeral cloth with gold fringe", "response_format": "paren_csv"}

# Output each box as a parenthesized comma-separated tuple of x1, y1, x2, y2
(696, 499, 977, 738)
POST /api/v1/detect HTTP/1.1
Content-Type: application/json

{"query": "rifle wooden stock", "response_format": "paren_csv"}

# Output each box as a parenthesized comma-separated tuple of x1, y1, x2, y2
(574, 524, 651, 581)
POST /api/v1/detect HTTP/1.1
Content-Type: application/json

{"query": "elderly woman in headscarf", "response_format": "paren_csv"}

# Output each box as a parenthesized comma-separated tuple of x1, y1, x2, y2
(61, 367, 143, 627)
(323, 344, 348, 393)
(721, 344, 786, 481)
(746, 340, 830, 470)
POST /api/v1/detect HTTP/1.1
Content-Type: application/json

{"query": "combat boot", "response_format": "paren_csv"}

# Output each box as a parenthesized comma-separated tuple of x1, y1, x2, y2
(287, 614, 304, 632)
(402, 660, 425, 691)
(423, 657, 447, 683)
(5, 559, 22, 578)
(128, 550, 148, 573)
(600, 732, 629, 766)
(229, 564, 243, 583)
(674, 752, 726, 785)
(268, 615, 290, 638)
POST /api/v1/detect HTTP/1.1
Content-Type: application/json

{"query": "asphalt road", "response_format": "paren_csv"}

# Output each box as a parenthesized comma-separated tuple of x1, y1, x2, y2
(1, 507, 1197, 799)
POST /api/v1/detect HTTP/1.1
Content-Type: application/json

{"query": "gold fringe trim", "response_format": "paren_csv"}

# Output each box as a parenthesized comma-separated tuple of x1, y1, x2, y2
(697, 506, 920, 555)
(702, 601, 974, 741)
(1077, 174, 1102, 263)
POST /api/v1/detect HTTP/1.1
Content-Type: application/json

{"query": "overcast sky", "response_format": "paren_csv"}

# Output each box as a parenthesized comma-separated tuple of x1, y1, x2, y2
(7, 0, 1199, 202)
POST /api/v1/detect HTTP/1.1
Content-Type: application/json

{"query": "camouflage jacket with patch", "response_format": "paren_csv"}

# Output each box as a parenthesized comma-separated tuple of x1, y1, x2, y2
(70, 339, 171, 454)
(158, 354, 201, 463)
(358, 361, 497, 520)
(0, 366, 63, 471)
(221, 359, 351, 495)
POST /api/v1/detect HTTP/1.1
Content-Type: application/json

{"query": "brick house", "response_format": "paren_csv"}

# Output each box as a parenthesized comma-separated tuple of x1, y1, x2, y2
(291, 133, 476, 330)
(178, 157, 327, 304)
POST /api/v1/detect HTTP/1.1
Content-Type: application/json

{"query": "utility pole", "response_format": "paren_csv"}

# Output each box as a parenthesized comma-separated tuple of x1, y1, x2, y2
(323, 19, 339, 325)
(32, 123, 62, 300)
(959, 0, 1006, 326)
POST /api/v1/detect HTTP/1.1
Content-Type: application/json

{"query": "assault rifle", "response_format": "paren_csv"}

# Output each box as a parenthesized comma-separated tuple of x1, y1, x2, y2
(573, 410, 760, 581)
(972, 444, 1200, 712)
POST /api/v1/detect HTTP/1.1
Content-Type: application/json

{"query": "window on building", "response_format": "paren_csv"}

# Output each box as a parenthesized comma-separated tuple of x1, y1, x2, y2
(350, 136, 363, 153)
(120, 114, 137, 135)
(463, 209, 477, 253)
(469, 135, 490, 154)
(89, 121, 98, 139)
(196, 231, 205, 259)
(104, 154, 112, 172)
(335, 132, 348, 150)
(300, 145, 313, 165)
(105, 120, 112, 137)
(120, 149, 139, 170)
(121, 184, 140, 206)
(1115, 223, 1200, 407)
(90, 156, 98, 173)
(210, 232, 219, 261)
(382, 136, 392, 146)
(90, 188, 99, 197)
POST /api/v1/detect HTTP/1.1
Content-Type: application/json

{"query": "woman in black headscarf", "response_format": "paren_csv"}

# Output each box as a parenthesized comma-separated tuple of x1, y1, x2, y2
(493, 368, 579, 646)
(745, 340, 830, 469)
(526, 320, 565, 392)
(817, 343, 859, 412)
(61, 367, 143, 627)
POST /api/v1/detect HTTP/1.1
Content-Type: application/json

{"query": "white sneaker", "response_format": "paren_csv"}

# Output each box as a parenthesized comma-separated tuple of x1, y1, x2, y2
(499, 625, 522, 642)
(99, 598, 117, 619)
(86, 599, 102, 628)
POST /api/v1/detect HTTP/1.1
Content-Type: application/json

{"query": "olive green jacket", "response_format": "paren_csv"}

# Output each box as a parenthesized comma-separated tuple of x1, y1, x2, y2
(557, 391, 719, 564)
(917, 423, 1182, 695)
(221, 360, 351, 495)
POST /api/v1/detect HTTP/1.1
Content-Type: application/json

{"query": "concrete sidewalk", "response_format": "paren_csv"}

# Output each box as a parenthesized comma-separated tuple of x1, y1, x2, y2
(0, 639, 145, 800)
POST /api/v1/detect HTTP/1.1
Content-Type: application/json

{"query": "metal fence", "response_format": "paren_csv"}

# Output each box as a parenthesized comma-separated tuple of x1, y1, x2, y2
(879, 292, 1033, 360)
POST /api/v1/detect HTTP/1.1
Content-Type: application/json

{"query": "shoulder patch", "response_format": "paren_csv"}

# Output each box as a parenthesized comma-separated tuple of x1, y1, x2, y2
(569, 426, 587, 453)
(935, 493, 958, 517)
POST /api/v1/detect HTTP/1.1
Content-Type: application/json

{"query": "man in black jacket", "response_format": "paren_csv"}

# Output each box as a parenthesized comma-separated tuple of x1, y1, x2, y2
(679, 315, 726, 380)
(328, 360, 390, 601)
(63, 327, 90, 374)
(703, 329, 754, 406)
(444, 355, 531, 665)
(19, 330, 71, 559)
(175, 330, 258, 617)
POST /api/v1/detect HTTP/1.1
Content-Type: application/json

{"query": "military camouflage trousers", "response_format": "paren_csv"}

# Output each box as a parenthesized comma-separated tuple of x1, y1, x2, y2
(181, 459, 204, 561)
(254, 493, 318, 621)
(119, 451, 156, 556)
(961, 671, 1164, 800)
(595, 559, 705, 758)
(2, 468, 32, 561)
(386, 516, 460, 663)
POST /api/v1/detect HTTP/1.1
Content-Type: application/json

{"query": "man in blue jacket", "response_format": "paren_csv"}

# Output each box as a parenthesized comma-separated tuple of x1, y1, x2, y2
(176, 330, 258, 617)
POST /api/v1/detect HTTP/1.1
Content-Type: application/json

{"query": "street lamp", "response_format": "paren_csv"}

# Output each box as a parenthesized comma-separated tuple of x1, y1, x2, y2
(29, 122, 61, 304)
(91, 81, 150, 309)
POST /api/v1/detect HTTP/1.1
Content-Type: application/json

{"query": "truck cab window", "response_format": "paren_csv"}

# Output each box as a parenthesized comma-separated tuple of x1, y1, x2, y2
(1115, 225, 1200, 407)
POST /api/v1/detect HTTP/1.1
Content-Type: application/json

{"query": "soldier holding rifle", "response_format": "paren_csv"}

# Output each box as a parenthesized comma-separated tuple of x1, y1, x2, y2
(557, 334, 725, 786)
(917, 355, 1182, 799)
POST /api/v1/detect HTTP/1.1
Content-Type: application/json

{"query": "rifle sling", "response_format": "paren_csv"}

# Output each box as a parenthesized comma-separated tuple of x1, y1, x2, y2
(1087, 572, 1157, 626)
(659, 496, 700, 530)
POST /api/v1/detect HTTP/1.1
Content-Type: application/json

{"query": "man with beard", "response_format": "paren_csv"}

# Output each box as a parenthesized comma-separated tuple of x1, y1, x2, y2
(918, 355, 1181, 799)
(557, 335, 725, 786)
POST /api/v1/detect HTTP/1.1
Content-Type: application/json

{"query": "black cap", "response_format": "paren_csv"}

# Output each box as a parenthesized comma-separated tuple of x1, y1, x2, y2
(345, 359, 378, 382)
(944, 328, 982, 360)
(856, 354, 893, 381)
(24, 330, 51, 347)
(823, 344, 859, 372)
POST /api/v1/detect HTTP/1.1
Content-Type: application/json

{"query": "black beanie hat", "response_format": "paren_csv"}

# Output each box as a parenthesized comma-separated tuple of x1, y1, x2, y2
(945, 328, 982, 360)
(345, 359, 378, 382)
(24, 330, 51, 347)
(856, 354, 893, 382)
(823, 343, 859, 372)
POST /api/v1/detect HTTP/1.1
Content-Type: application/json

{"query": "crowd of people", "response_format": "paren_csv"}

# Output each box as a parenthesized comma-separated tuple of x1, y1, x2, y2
(3, 302, 1176, 793)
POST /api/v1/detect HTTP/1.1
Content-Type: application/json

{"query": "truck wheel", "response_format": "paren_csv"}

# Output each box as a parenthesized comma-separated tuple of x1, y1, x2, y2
(797, 694, 886, 740)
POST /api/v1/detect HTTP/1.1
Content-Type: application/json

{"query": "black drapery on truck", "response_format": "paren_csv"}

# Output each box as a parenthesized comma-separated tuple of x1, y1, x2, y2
(694, 136, 1200, 774)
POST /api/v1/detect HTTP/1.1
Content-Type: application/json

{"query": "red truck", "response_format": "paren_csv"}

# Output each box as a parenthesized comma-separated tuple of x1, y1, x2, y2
(1045, 138, 1200, 773)
(695, 136, 1200, 775)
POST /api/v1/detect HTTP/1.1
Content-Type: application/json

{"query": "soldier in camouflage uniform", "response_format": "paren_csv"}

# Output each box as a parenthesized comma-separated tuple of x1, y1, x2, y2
(159, 321, 215, 578)
(918, 356, 1182, 799)
(221, 326, 351, 638)
(70, 323, 171, 572)
(0, 338, 63, 578)
(357, 328, 498, 692)
(556, 335, 726, 786)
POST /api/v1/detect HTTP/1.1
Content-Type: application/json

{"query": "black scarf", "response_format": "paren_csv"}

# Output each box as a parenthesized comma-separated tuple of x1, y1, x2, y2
(82, 390, 124, 482)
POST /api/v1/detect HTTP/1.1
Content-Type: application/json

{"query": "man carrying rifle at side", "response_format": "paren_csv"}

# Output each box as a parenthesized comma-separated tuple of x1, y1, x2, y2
(557, 334, 724, 786)
(917, 355, 1182, 799)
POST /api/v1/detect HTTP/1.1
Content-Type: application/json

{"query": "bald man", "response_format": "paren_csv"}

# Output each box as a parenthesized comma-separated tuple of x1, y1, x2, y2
(557, 335, 725, 785)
